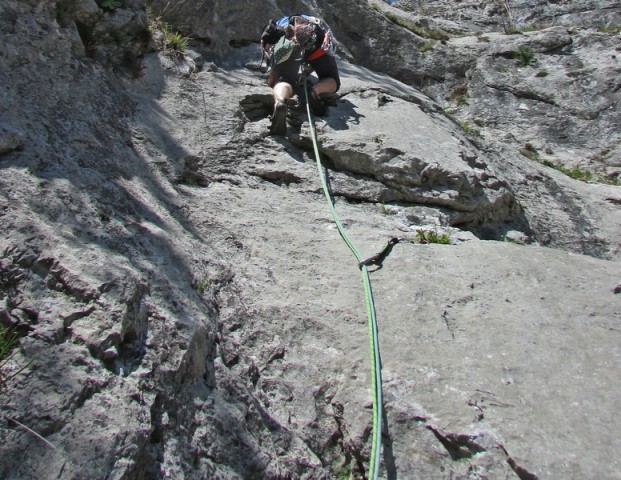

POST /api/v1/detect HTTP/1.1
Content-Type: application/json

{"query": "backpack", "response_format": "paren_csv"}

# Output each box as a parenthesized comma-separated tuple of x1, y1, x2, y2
(259, 14, 334, 72)
(270, 36, 296, 66)
(260, 14, 311, 46)
(260, 17, 287, 46)
(260, 15, 300, 72)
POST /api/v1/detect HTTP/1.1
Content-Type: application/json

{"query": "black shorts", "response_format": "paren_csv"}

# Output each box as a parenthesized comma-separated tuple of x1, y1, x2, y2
(273, 57, 302, 86)
(309, 54, 340, 92)
(273, 54, 340, 92)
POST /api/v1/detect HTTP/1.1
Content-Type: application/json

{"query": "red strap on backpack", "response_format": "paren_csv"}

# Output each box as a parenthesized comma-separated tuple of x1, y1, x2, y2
(307, 48, 326, 62)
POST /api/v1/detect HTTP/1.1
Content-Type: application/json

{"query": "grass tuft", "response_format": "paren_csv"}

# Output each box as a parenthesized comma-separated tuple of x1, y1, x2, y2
(458, 120, 481, 137)
(541, 161, 593, 181)
(0, 325, 19, 362)
(513, 45, 534, 66)
(162, 24, 189, 55)
(0, 325, 29, 389)
(520, 143, 539, 161)
(448, 84, 469, 105)
(521, 144, 600, 183)
(100, 0, 122, 10)
(597, 25, 621, 35)
(416, 228, 451, 245)
(372, 5, 450, 41)
(147, 7, 189, 57)
(419, 41, 435, 52)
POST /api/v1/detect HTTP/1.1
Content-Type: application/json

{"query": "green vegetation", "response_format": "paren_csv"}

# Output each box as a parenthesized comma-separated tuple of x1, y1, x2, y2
(448, 84, 468, 105)
(541, 160, 593, 181)
(334, 464, 351, 480)
(521, 144, 621, 184)
(458, 120, 481, 137)
(97, 208, 111, 223)
(0, 326, 18, 364)
(521, 144, 597, 182)
(107, 26, 126, 46)
(520, 143, 539, 161)
(147, 8, 189, 57)
(419, 41, 435, 52)
(503, 21, 545, 34)
(476, 32, 490, 43)
(589, 148, 621, 184)
(535, 70, 548, 77)
(195, 274, 210, 294)
(371, 4, 450, 41)
(501, 235, 521, 244)
(100, 0, 122, 9)
(0, 325, 29, 389)
(598, 25, 621, 35)
(522, 23, 544, 33)
(162, 25, 189, 55)
(416, 228, 451, 245)
(513, 45, 534, 66)
(602, 175, 621, 186)
(592, 147, 612, 162)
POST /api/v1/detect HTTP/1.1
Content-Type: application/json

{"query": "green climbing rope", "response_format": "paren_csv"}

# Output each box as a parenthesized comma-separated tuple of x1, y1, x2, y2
(303, 80, 384, 480)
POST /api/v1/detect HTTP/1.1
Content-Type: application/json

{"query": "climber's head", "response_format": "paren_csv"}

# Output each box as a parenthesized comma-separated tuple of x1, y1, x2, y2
(292, 23, 316, 50)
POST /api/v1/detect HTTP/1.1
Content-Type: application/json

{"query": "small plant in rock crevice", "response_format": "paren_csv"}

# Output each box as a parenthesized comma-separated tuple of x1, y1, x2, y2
(195, 274, 210, 295)
(592, 147, 612, 163)
(520, 143, 539, 161)
(0, 325, 19, 363)
(523, 23, 544, 32)
(542, 161, 593, 181)
(147, 7, 189, 57)
(528, 154, 617, 184)
(603, 175, 621, 186)
(521, 144, 597, 182)
(448, 83, 469, 105)
(514, 45, 535, 66)
(419, 41, 435, 52)
(598, 25, 621, 35)
(97, 208, 111, 223)
(372, 6, 450, 41)
(458, 120, 481, 137)
(162, 24, 189, 56)
(0, 325, 30, 390)
(99, 0, 123, 10)
(333, 462, 352, 480)
(476, 32, 490, 42)
(501, 235, 521, 244)
(416, 228, 451, 245)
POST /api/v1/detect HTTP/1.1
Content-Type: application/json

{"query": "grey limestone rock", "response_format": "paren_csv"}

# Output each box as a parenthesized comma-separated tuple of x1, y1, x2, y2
(0, 0, 620, 479)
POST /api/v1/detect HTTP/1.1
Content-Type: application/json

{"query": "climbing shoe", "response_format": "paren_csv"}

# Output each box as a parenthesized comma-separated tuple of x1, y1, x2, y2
(270, 99, 287, 136)
(308, 88, 327, 117)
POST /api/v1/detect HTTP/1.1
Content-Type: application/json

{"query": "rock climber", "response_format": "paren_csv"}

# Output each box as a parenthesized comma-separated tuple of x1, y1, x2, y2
(261, 14, 341, 135)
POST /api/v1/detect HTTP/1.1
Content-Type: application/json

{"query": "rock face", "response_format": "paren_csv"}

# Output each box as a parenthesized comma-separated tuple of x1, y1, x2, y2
(0, 1, 620, 479)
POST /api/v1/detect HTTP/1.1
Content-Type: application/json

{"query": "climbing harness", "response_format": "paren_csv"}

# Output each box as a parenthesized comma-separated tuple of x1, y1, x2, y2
(303, 78, 387, 480)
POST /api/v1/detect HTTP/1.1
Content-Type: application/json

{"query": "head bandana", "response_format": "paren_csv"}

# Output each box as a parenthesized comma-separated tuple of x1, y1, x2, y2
(294, 24, 317, 51)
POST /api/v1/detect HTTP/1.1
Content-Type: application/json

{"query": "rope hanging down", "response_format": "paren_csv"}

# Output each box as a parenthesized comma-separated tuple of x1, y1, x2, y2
(303, 79, 384, 480)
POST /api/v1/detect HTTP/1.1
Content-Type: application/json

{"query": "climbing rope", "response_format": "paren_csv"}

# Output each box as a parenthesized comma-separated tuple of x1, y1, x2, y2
(303, 79, 384, 480)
